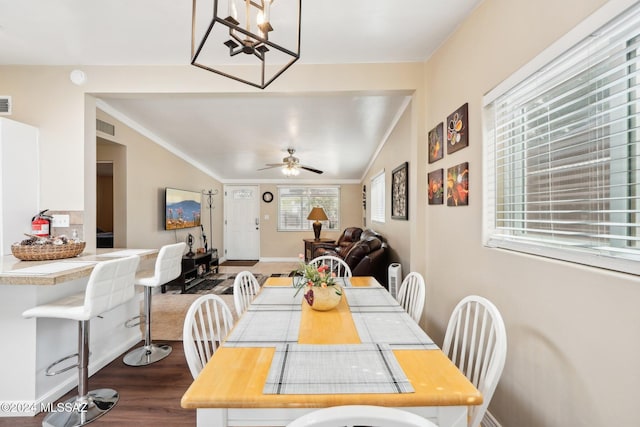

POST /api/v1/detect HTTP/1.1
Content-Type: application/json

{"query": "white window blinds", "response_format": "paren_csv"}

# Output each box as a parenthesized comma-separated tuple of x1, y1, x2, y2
(484, 2, 640, 274)
(371, 171, 385, 223)
(277, 186, 340, 231)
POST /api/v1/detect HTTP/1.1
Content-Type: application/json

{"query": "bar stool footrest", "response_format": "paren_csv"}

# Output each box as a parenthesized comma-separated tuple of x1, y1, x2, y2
(124, 314, 144, 328)
(46, 353, 79, 377)
(46, 351, 94, 377)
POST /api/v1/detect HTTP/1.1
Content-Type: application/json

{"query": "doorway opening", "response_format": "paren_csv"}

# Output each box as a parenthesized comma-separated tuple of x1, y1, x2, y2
(96, 161, 114, 248)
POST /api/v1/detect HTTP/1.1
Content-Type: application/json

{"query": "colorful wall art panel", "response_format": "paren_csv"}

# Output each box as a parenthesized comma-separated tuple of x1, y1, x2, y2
(428, 122, 444, 163)
(446, 103, 468, 154)
(428, 169, 444, 205)
(447, 162, 469, 206)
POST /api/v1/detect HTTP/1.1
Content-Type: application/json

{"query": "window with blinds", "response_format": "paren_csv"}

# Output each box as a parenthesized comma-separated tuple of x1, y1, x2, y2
(277, 186, 340, 231)
(371, 171, 385, 223)
(483, 2, 640, 275)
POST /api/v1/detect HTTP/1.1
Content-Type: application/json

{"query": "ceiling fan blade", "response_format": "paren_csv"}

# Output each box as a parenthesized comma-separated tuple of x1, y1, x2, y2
(257, 163, 285, 171)
(300, 165, 324, 174)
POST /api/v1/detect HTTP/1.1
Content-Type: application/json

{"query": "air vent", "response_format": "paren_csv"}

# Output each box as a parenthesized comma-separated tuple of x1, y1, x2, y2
(96, 119, 115, 136)
(0, 96, 12, 115)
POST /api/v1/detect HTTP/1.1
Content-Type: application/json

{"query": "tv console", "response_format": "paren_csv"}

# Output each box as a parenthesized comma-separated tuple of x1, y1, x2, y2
(162, 249, 219, 294)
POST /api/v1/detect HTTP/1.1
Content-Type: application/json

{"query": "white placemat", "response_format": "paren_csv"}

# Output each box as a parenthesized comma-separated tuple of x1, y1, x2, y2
(264, 343, 414, 394)
(249, 287, 304, 310)
(343, 287, 403, 312)
(223, 310, 301, 347)
(352, 312, 439, 350)
(5, 261, 97, 275)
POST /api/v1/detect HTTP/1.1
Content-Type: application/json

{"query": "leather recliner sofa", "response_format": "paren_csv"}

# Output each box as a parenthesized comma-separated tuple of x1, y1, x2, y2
(314, 227, 388, 286)
(314, 227, 363, 258)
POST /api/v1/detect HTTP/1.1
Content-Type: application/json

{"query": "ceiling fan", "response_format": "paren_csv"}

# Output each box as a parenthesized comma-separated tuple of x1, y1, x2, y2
(258, 148, 324, 175)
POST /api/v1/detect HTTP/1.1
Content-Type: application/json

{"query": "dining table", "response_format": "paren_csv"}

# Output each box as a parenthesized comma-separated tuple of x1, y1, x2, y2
(181, 276, 482, 427)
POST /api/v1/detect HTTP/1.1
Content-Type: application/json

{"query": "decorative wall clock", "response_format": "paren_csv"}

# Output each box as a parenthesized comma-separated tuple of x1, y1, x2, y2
(262, 191, 274, 203)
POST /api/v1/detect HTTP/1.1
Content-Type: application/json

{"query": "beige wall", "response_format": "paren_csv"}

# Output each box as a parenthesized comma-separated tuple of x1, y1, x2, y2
(96, 110, 224, 250)
(0, 63, 424, 254)
(423, 0, 639, 426)
(0, 63, 424, 258)
(362, 101, 415, 280)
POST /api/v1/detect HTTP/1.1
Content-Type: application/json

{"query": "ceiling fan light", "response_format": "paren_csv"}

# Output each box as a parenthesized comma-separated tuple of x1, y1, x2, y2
(282, 165, 300, 176)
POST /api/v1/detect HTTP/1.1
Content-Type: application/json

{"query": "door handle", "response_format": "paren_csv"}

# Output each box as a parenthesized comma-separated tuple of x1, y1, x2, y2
(255, 218, 259, 230)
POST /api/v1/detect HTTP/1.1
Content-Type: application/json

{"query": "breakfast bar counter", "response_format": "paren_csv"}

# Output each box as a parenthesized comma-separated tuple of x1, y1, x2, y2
(0, 248, 158, 285)
(0, 248, 158, 417)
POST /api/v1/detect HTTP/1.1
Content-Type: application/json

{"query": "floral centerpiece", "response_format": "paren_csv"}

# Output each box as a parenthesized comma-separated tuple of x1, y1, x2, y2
(294, 256, 343, 311)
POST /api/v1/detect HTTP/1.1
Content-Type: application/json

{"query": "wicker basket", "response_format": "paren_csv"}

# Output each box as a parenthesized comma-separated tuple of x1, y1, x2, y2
(11, 241, 86, 261)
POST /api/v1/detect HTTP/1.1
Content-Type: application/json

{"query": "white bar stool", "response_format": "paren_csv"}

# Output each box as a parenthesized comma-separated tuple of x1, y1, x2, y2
(22, 255, 140, 427)
(123, 242, 186, 366)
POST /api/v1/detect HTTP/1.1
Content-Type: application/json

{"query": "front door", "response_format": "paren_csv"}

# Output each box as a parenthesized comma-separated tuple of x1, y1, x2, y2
(224, 185, 260, 260)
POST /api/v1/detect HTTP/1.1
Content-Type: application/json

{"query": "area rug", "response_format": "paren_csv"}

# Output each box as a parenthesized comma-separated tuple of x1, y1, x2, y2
(151, 272, 292, 341)
(164, 273, 269, 295)
(220, 260, 259, 267)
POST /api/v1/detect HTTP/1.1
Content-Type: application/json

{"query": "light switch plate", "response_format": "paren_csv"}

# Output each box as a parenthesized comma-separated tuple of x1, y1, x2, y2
(51, 214, 70, 227)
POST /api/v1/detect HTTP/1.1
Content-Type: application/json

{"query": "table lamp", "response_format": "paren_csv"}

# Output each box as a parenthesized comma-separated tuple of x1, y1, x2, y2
(307, 207, 328, 240)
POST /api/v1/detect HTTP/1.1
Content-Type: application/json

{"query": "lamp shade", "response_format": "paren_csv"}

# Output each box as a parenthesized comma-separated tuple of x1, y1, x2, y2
(307, 207, 328, 240)
(307, 207, 328, 222)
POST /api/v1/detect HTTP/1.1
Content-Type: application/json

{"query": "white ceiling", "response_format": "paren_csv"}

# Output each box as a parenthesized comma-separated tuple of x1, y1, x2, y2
(0, 0, 482, 182)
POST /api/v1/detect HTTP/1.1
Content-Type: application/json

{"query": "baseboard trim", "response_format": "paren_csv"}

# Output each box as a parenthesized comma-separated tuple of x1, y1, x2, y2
(259, 257, 299, 262)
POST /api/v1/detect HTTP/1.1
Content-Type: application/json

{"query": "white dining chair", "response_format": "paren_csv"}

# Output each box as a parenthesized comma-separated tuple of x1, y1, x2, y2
(233, 270, 261, 317)
(442, 295, 507, 427)
(396, 271, 426, 323)
(183, 294, 234, 379)
(309, 255, 352, 277)
(286, 405, 438, 427)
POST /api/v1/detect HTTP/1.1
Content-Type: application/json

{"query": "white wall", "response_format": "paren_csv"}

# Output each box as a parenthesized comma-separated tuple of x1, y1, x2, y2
(96, 110, 224, 250)
(423, 0, 640, 426)
(362, 101, 417, 284)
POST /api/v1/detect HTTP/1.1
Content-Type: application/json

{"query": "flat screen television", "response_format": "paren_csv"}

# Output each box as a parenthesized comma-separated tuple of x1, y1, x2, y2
(165, 187, 202, 230)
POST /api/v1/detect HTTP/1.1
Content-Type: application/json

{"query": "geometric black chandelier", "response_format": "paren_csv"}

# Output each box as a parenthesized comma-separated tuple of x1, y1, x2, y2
(191, 0, 302, 89)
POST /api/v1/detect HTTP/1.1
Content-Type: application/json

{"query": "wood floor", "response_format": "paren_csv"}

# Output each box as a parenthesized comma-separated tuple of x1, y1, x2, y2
(3, 264, 300, 427)
(1, 341, 195, 427)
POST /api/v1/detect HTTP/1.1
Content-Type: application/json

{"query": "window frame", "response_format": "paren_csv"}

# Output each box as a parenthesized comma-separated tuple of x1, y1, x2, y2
(370, 170, 386, 223)
(276, 185, 341, 232)
(482, 0, 640, 275)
